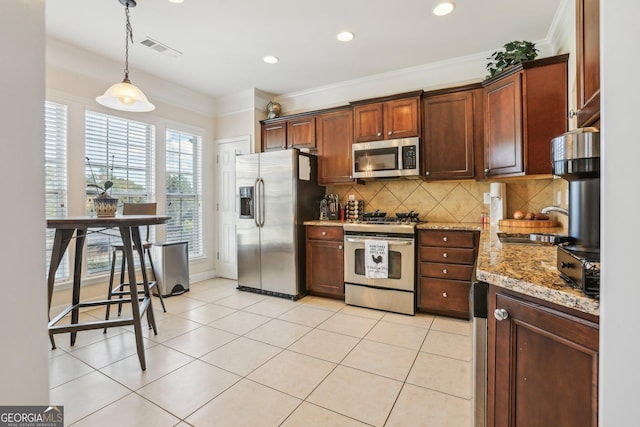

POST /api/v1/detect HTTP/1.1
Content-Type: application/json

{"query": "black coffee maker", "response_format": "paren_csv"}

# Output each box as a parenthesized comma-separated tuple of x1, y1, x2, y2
(550, 128, 600, 296)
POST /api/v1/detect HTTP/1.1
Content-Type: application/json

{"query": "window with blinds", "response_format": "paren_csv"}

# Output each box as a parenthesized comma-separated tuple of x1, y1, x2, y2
(166, 128, 202, 257)
(44, 101, 69, 281)
(85, 111, 155, 275)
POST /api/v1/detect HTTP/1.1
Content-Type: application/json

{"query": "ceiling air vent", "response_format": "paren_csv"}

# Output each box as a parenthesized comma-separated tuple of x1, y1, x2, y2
(140, 37, 182, 58)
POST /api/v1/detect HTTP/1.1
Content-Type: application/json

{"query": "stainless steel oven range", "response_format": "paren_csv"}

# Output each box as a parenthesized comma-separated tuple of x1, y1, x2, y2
(343, 212, 419, 315)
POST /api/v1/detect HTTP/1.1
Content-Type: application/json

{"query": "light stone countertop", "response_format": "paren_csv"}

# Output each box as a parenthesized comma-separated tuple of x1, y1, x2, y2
(303, 220, 600, 316)
(303, 220, 345, 227)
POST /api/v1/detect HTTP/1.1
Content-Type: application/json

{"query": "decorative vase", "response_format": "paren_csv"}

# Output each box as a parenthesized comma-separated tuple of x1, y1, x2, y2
(93, 197, 119, 217)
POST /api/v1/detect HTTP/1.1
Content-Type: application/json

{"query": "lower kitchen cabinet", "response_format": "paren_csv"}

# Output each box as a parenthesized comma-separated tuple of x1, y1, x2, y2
(488, 286, 599, 427)
(305, 225, 344, 299)
(417, 229, 479, 318)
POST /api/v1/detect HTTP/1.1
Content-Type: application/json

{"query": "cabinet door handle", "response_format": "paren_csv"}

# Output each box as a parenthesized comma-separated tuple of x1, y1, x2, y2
(338, 245, 343, 250)
(484, 168, 490, 176)
(494, 308, 509, 321)
(569, 109, 581, 118)
(377, 132, 382, 137)
(388, 131, 392, 136)
(442, 252, 448, 258)
(442, 292, 448, 298)
(425, 171, 430, 176)
(442, 236, 448, 242)
(321, 231, 326, 236)
(442, 268, 448, 274)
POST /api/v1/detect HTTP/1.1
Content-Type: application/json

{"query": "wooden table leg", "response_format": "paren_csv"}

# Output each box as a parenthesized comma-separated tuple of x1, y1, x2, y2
(70, 228, 86, 346)
(47, 229, 74, 349)
(120, 225, 146, 370)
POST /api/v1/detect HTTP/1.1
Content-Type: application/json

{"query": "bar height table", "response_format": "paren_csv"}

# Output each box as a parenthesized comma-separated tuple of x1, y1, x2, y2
(46, 215, 170, 370)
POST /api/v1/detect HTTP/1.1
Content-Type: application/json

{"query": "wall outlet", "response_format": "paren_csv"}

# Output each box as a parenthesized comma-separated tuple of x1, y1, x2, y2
(483, 192, 491, 205)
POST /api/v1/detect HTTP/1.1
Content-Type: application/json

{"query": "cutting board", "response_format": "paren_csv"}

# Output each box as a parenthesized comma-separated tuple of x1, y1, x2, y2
(499, 219, 560, 228)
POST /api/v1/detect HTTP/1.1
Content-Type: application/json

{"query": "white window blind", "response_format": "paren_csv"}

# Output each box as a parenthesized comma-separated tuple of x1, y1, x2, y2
(44, 101, 69, 281)
(166, 129, 202, 257)
(85, 111, 155, 275)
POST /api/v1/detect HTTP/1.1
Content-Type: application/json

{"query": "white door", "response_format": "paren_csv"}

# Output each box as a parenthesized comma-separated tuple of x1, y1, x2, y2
(216, 136, 250, 279)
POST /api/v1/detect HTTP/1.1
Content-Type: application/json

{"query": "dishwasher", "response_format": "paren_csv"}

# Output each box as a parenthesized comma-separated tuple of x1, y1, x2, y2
(470, 281, 488, 427)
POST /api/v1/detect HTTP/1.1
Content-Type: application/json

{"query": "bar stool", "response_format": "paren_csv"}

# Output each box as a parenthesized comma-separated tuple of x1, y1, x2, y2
(104, 203, 166, 329)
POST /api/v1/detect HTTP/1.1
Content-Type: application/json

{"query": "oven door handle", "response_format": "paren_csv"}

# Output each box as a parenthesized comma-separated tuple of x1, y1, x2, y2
(345, 237, 413, 246)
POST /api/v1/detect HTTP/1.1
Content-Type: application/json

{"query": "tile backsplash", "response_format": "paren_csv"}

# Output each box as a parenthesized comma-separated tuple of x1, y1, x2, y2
(328, 177, 569, 224)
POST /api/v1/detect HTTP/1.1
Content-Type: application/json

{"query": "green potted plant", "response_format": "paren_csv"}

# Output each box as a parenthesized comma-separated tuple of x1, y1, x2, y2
(486, 41, 539, 79)
(87, 156, 118, 217)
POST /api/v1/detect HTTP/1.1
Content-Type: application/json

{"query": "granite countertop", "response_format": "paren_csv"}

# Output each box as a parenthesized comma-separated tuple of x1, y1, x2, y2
(303, 220, 345, 227)
(475, 225, 599, 316)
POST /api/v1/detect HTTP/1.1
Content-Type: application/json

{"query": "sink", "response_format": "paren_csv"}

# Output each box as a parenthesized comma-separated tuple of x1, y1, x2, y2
(497, 232, 573, 246)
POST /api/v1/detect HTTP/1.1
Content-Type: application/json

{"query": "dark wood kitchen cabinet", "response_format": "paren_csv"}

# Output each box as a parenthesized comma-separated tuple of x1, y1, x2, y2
(488, 286, 599, 427)
(422, 84, 484, 180)
(482, 54, 568, 178)
(576, 0, 600, 128)
(351, 91, 422, 143)
(261, 113, 316, 151)
(305, 225, 344, 299)
(316, 107, 355, 185)
(417, 229, 479, 318)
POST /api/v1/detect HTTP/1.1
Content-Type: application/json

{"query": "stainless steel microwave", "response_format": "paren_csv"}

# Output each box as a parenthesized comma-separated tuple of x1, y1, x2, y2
(352, 137, 420, 179)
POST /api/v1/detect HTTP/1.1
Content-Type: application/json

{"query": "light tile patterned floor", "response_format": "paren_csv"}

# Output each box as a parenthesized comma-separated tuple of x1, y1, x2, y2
(49, 278, 473, 426)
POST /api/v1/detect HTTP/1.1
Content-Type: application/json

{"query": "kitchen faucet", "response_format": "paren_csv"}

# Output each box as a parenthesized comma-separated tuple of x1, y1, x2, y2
(541, 206, 569, 215)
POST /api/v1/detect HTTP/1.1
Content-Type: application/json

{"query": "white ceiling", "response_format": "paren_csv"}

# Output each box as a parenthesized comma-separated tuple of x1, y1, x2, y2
(45, 0, 563, 100)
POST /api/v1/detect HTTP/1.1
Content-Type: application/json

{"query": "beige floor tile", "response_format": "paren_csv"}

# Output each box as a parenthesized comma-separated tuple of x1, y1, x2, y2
(288, 329, 359, 363)
(137, 316, 202, 343)
(68, 331, 157, 369)
(381, 311, 435, 329)
(186, 286, 240, 303)
(406, 352, 472, 399)
(244, 319, 312, 348)
(177, 303, 236, 324)
(386, 383, 471, 427)
(99, 345, 194, 390)
(299, 295, 346, 312)
(49, 371, 130, 425)
(72, 392, 180, 427)
(364, 320, 428, 350)
(214, 292, 267, 309)
(207, 310, 271, 335)
(161, 325, 238, 358)
(161, 295, 207, 314)
(49, 353, 94, 388)
(421, 329, 472, 361)
(341, 339, 418, 381)
(307, 365, 403, 427)
(200, 337, 281, 376)
(248, 350, 335, 399)
(281, 402, 370, 427)
(317, 313, 377, 338)
(277, 305, 335, 327)
(431, 316, 472, 336)
(339, 304, 386, 320)
(137, 359, 240, 419)
(243, 297, 299, 317)
(185, 379, 301, 426)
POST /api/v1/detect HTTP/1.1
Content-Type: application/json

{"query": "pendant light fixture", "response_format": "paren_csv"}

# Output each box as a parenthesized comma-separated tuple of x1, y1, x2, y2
(96, 0, 155, 112)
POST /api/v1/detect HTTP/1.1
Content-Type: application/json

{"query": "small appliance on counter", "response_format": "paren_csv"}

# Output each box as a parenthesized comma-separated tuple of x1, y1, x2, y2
(550, 127, 600, 297)
(489, 182, 506, 225)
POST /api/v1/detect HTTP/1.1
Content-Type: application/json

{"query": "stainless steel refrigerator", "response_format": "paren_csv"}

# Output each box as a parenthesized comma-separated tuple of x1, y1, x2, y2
(236, 149, 325, 299)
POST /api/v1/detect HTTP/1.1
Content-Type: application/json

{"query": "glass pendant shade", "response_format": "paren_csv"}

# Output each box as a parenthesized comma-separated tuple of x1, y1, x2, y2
(96, 78, 155, 112)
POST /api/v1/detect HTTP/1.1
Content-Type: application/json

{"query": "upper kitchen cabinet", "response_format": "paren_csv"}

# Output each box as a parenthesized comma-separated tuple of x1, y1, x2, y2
(316, 107, 355, 185)
(422, 84, 484, 180)
(260, 113, 316, 151)
(576, 0, 600, 128)
(351, 91, 423, 143)
(482, 54, 568, 178)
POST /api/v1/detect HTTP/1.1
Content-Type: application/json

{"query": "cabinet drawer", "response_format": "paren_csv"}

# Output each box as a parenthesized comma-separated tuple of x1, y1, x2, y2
(306, 226, 343, 241)
(420, 262, 474, 281)
(419, 246, 475, 264)
(420, 230, 475, 248)
(418, 278, 470, 316)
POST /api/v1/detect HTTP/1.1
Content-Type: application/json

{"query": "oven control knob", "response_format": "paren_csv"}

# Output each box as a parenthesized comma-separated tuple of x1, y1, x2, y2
(494, 308, 509, 321)
(442, 268, 448, 274)
(442, 236, 448, 242)
(442, 253, 448, 258)
(442, 292, 448, 298)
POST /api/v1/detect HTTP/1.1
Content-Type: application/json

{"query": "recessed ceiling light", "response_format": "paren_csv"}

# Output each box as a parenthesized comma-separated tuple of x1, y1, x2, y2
(336, 31, 355, 42)
(168, 0, 185, 3)
(433, 1, 455, 16)
(263, 55, 279, 64)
